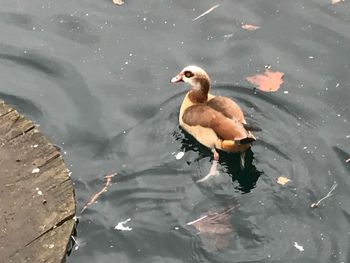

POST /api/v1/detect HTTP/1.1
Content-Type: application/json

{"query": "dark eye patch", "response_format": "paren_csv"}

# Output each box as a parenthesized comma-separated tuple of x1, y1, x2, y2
(184, 71, 194, 78)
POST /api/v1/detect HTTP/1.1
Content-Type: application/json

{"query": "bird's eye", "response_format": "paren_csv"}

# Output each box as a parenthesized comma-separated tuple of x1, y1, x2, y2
(184, 71, 194, 78)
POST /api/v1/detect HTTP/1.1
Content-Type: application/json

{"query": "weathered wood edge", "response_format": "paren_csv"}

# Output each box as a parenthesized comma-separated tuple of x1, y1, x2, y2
(0, 100, 76, 263)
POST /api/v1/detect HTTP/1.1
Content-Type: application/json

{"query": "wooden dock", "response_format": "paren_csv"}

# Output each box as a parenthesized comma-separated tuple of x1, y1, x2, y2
(0, 100, 76, 263)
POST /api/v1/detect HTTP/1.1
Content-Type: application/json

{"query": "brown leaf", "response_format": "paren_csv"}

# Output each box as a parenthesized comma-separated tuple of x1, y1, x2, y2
(241, 24, 260, 31)
(277, 176, 290, 185)
(246, 69, 284, 92)
(113, 0, 124, 5)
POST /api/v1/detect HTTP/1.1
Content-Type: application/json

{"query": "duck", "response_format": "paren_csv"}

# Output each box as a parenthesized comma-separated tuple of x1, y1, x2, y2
(171, 65, 257, 181)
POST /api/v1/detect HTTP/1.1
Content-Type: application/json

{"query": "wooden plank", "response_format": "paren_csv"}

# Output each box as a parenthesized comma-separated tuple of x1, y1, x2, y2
(0, 101, 76, 262)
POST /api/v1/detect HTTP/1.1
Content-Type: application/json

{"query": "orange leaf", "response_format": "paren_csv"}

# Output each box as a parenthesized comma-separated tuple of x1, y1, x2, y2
(241, 24, 260, 31)
(246, 69, 284, 92)
(277, 176, 290, 185)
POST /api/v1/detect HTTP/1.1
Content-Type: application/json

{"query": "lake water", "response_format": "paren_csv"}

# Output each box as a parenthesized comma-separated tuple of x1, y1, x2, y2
(1, 0, 350, 262)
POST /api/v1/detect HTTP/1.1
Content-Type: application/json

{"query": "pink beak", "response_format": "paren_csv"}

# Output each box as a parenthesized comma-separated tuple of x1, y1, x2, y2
(170, 74, 183, 83)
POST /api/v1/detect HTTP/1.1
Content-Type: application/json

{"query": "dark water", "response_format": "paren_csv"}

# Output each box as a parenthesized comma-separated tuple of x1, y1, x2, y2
(1, 0, 350, 262)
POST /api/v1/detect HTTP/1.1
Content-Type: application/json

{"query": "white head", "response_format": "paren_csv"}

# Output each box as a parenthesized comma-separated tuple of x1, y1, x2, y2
(170, 65, 210, 90)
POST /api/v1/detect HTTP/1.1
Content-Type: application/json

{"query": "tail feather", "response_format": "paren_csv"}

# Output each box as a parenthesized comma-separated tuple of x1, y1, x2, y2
(234, 137, 255, 145)
(243, 123, 262, 132)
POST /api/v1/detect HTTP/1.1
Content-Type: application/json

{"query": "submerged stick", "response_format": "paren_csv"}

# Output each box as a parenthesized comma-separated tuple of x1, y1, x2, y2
(310, 181, 338, 208)
(192, 4, 219, 21)
(80, 172, 116, 214)
(186, 205, 237, 226)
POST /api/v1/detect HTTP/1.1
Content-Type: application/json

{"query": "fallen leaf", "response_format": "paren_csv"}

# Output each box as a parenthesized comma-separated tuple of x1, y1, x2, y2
(241, 24, 260, 31)
(113, 0, 124, 5)
(277, 176, 290, 185)
(246, 69, 284, 92)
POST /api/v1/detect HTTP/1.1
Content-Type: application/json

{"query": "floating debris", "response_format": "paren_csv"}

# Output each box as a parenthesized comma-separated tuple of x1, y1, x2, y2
(277, 176, 291, 185)
(71, 235, 87, 251)
(294, 241, 304, 251)
(113, 0, 124, 5)
(115, 218, 133, 231)
(192, 4, 219, 21)
(175, 151, 185, 160)
(310, 181, 338, 208)
(80, 172, 116, 213)
(241, 24, 260, 31)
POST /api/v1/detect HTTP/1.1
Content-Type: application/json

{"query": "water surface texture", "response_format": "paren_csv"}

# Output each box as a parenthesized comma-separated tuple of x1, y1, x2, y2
(1, 0, 350, 262)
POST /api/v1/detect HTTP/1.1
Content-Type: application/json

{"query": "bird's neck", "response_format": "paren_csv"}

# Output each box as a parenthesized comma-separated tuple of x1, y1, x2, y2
(188, 79, 210, 104)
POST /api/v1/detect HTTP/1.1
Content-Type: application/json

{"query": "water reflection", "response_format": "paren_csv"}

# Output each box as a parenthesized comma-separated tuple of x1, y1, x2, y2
(177, 129, 262, 193)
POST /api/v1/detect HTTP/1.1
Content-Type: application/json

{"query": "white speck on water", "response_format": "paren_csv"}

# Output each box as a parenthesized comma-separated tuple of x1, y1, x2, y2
(143, 17, 147, 21)
(174, 226, 180, 230)
(336, 83, 340, 88)
(32, 168, 40, 173)
(308, 56, 314, 59)
(294, 242, 304, 251)
(31, 144, 38, 148)
(222, 33, 234, 39)
(115, 218, 133, 231)
(175, 151, 185, 160)
(283, 91, 289, 94)
(37, 190, 43, 195)
(48, 244, 54, 249)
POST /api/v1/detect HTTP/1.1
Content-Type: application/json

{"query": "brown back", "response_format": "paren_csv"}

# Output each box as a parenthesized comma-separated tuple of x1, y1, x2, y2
(182, 105, 248, 141)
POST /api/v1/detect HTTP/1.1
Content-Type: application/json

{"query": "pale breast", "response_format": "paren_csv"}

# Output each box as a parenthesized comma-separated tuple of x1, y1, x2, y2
(179, 93, 219, 149)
